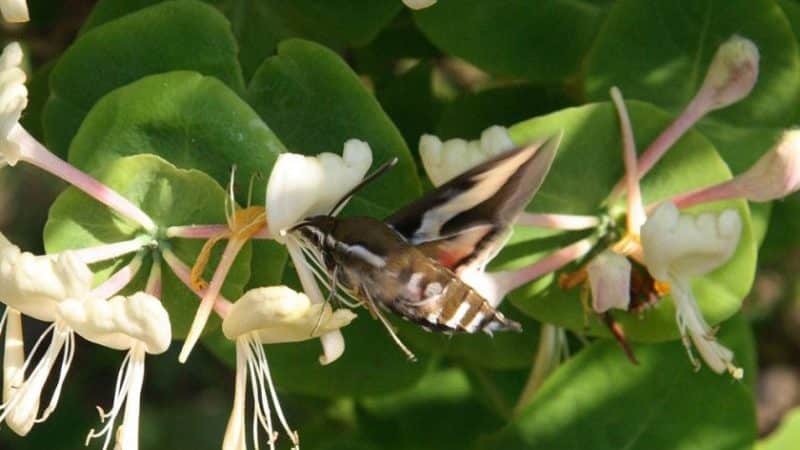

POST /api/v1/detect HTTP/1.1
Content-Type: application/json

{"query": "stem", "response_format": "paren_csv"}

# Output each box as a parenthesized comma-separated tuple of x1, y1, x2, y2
(167, 224, 270, 240)
(610, 91, 710, 198)
(90, 254, 144, 299)
(516, 212, 600, 230)
(179, 238, 248, 363)
(70, 237, 151, 265)
(610, 87, 646, 235)
(490, 238, 595, 297)
(10, 125, 157, 233)
(161, 250, 232, 317)
(668, 179, 740, 210)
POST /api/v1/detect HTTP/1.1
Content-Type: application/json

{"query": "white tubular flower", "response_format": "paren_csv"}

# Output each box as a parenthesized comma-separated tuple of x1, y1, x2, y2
(419, 125, 514, 186)
(403, 0, 436, 10)
(0, 232, 92, 435)
(0, 0, 28, 23)
(0, 41, 27, 166)
(221, 286, 356, 450)
(265, 141, 371, 365)
(586, 250, 632, 313)
(641, 202, 743, 379)
(732, 130, 800, 201)
(58, 293, 171, 450)
(265, 139, 373, 240)
(697, 35, 759, 113)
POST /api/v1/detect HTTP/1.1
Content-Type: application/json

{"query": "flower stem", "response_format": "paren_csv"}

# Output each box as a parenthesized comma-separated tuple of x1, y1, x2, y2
(90, 254, 144, 299)
(179, 237, 247, 363)
(9, 125, 157, 233)
(610, 87, 646, 235)
(668, 179, 740, 210)
(161, 250, 232, 317)
(70, 237, 152, 265)
(490, 238, 595, 297)
(516, 212, 600, 230)
(166, 224, 270, 240)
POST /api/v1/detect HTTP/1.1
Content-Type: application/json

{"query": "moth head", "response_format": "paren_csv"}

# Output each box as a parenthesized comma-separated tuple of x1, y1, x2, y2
(288, 215, 337, 249)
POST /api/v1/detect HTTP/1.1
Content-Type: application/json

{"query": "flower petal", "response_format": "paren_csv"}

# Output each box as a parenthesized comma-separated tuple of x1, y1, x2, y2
(586, 250, 632, 313)
(0, 0, 28, 23)
(419, 125, 514, 186)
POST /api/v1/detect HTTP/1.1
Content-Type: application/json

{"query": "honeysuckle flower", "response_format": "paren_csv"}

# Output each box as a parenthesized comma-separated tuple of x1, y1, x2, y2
(221, 286, 356, 450)
(265, 141, 372, 365)
(0, 0, 28, 23)
(419, 125, 514, 187)
(403, 0, 436, 10)
(0, 42, 27, 164)
(641, 201, 743, 379)
(58, 293, 171, 450)
(672, 130, 800, 209)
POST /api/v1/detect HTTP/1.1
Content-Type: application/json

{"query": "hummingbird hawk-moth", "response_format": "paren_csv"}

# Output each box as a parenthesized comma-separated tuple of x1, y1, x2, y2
(289, 136, 560, 359)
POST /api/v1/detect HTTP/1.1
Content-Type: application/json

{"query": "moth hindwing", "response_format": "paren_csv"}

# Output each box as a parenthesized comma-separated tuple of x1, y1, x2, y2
(291, 135, 561, 358)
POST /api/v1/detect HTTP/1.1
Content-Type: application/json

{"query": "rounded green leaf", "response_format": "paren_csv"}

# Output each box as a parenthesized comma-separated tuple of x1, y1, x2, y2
(414, 0, 607, 82)
(584, 0, 800, 127)
(758, 407, 800, 450)
(67, 71, 284, 201)
(502, 101, 756, 342)
(481, 322, 757, 450)
(43, 0, 245, 157)
(247, 39, 422, 213)
(44, 155, 253, 339)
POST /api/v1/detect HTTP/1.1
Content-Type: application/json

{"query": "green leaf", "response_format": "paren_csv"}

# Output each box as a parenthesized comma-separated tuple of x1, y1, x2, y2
(43, 0, 245, 157)
(247, 39, 422, 212)
(758, 407, 800, 450)
(414, 0, 607, 82)
(503, 101, 757, 342)
(435, 84, 576, 140)
(79, 0, 164, 32)
(43, 155, 252, 339)
(217, 0, 403, 80)
(67, 71, 284, 201)
(481, 322, 757, 450)
(584, 0, 800, 127)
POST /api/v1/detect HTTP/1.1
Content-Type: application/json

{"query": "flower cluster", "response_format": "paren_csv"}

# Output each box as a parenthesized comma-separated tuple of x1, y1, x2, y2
(413, 35, 796, 380)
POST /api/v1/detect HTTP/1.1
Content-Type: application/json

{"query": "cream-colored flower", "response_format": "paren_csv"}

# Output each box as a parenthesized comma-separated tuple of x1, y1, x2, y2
(59, 293, 171, 450)
(419, 125, 514, 186)
(641, 202, 743, 378)
(0, 0, 28, 23)
(265, 142, 372, 365)
(697, 35, 759, 113)
(0, 42, 27, 167)
(221, 286, 356, 450)
(0, 233, 92, 435)
(733, 130, 800, 201)
(586, 250, 632, 313)
(265, 140, 373, 239)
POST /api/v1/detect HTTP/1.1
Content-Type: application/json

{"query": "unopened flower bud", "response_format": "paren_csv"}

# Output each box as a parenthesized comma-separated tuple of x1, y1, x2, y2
(403, 0, 437, 10)
(734, 129, 800, 201)
(698, 35, 759, 113)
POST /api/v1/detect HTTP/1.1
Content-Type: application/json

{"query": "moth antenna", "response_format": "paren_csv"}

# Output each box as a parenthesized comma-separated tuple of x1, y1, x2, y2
(328, 157, 399, 217)
(363, 290, 417, 361)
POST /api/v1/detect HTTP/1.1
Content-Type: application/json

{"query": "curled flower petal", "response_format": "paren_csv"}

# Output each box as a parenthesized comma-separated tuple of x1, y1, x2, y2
(586, 250, 632, 313)
(0, 0, 28, 23)
(403, 0, 436, 10)
(419, 125, 514, 186)
(222, 286, 357, 343)
(58, 292, 171, 354)
(0, 233, 93, 322)
(265, 140, 372, 239)
(641, 202, 741, 281)
(0, 42, 27, 166)
(698, 35, 759, 113)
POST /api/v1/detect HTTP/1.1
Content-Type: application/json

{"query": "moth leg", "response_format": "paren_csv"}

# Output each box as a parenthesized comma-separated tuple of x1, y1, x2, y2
(312, 265, 339, 336)
(363, 290, 417, 361)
